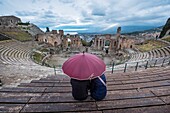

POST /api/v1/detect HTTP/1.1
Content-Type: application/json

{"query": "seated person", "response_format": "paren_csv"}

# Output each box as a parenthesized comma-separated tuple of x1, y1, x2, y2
(70, 79, 90, 100)
(90, 74, 107, 101)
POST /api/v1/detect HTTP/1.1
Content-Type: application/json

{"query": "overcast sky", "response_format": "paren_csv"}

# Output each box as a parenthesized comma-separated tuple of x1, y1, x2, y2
(0, 0, 170, 34)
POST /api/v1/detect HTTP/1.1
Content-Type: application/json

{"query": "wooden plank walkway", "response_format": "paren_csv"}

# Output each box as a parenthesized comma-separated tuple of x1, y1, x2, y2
(0, 66, 170, 112)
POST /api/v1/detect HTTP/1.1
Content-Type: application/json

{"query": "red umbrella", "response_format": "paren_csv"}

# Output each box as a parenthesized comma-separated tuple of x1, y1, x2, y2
(62, 52, 106, 80)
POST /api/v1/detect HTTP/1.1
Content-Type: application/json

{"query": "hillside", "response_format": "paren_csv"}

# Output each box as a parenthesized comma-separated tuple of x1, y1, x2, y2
(123, 26, 163, 35)
(18, 22, 44, 36)
(24, 23, 44, 36)
(1, 31, 32, 42)
(159, 17, 170, 38)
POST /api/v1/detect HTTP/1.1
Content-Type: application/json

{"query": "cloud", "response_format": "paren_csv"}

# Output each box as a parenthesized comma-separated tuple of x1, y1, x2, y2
(1, 0, 170, 33)
(89, 1, 107, 16)
(102, 23, 120, 31)
(91, 10, 105, 16)
(41, 10, 57, 18)
(15, 11, 38, 16)
(0, 1, 3, 5)
(91, 7, 106, 16)
(63, 28, 88, 32)
(32, 0, 52, 4)
(34, 19, 56, 28)
(59, 0, 74, 4)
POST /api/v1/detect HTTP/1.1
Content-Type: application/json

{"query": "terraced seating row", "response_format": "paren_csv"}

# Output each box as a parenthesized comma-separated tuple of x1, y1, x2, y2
(129, 46, 170, 62)
(0, 66, 170, 112)
(0, 41, 35, 65)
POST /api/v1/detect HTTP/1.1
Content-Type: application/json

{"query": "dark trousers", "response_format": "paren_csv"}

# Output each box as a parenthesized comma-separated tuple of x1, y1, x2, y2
(70, 79, 90, 100)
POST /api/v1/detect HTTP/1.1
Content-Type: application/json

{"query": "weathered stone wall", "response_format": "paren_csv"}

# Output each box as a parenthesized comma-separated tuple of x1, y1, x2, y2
(0, 16, 22, 33)
(59, 30, 64, 36)
(62, 35, 82, 49)
(0, 16, 21, 27)
(93, 35, 117, 50)
(93, 35, 135, 51)
(117, 37, 135, 49)
(36, 31, 62, 46)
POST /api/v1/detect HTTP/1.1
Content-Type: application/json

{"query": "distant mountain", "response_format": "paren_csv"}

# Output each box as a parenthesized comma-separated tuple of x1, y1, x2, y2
(159, 17, 170, 38)
(123, 26, 163, 35)
(78, 26, 160, 35)
(121, 26, 161, 33)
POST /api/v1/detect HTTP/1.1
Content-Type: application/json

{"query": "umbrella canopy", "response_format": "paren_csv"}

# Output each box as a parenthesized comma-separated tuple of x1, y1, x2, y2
(62, 52, 106, 80)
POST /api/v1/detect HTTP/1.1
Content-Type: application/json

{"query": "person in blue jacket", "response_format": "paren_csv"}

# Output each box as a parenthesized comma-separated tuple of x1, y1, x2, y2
(90, 74, 107, 101)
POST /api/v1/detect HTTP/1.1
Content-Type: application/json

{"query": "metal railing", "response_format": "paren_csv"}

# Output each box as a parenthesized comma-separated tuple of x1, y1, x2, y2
(110, 56, 170, 73)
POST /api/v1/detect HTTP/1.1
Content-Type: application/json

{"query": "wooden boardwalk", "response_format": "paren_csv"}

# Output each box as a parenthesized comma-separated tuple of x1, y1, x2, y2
(0, 66, 170, 113)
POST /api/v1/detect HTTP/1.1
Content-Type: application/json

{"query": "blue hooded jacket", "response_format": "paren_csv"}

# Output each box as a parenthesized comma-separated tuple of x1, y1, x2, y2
(90, 74, 107, 101)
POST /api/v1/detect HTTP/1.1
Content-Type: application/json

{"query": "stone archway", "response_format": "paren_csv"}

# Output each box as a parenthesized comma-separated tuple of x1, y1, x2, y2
(54, 42, 58, 47)
(45, 39, 47, 43)
(130, 45, 133, 48)
(105, 40, 111, 46)
(119, 44, 122, 49)
(105, 40, 111, 54)
(67, 38, 71, 48)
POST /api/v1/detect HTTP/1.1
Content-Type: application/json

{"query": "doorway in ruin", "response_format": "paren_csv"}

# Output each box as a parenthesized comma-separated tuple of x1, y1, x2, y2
(105, 40, 111, 46)
(67, 38, 71, 50)
(45, 39, 47, 43)
(54, 42, 58, 47)
(105, 40, 111, 54)
(130, 45, 133, 48)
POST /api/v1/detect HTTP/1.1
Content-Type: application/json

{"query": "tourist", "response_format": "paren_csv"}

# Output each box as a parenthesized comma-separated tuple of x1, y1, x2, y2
(90, 74, 107, 101)
(70, 79, 90, 100)
(70, 74, 107, 101)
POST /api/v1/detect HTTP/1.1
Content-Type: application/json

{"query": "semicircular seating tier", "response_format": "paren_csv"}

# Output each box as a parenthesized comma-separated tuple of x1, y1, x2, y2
(0, 41, 37, 65)
(128, 46, 170, 62)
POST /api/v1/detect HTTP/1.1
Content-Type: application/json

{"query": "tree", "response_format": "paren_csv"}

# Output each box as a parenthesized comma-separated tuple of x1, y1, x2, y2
(81, 39, 88, 46)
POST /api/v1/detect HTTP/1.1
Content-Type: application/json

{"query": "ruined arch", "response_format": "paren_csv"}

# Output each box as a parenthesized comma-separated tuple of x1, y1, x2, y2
(54, 42, 58, 47)
(100, 39, 102, 47)
(96, 39, 98, 47)
(105, 40, 111, 46)
(45, 39, 47, 43)
(130, 45, 133, 48)
(119, 44, 122, 49)
(67, 38, 71, 47)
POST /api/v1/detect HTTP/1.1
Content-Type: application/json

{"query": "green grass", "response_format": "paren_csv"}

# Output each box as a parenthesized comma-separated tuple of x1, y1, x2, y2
(136, 40, 168, 52)
(40, 48, 49, 52)
(162, 36, 170, 42)
(2, 31, 32, 42)
(32, 52, 43, 63)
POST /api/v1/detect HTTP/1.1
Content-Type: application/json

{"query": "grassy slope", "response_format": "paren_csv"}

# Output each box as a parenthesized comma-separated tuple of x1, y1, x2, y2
(2, 31, 32, 42)
(136, 40, 168, 52)
(32, 52, 43, 63)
